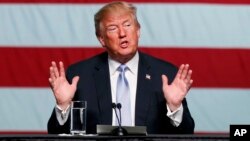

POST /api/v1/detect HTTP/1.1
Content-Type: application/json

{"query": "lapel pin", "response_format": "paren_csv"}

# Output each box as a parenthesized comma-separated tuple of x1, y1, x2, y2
(146, 74, 151, 80)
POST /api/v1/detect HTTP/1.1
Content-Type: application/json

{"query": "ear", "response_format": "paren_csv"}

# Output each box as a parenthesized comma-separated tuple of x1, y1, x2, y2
(97, 36, 106, 47)
(137, 27, 141, 38)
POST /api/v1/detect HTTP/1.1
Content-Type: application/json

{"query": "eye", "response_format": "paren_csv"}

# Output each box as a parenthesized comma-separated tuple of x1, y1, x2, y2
(107, 26, 117, 32)
(124, 22, 131, 27)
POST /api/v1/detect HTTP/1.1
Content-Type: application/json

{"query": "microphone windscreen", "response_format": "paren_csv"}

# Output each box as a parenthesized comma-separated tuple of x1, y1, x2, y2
(117, 103, 122, 109)
(112, 103, 117, 108)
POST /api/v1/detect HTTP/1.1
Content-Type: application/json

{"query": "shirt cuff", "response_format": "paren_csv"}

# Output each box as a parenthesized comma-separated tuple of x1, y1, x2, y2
(55, 104, 70, 125)
(166, 104, 183, 127)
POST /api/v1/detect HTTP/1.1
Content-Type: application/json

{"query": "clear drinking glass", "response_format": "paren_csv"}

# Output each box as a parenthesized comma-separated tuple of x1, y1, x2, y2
(70, 101, 87, 135)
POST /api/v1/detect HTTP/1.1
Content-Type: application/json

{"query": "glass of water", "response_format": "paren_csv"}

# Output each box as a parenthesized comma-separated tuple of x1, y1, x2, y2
(70, 101, 87, 135)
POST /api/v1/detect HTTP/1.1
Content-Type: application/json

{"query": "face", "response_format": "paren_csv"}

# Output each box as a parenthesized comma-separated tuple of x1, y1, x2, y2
(98, 11, 140, 63)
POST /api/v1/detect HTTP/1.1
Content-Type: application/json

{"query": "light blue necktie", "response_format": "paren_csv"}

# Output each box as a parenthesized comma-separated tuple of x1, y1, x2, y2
(116, 64, 132, 126)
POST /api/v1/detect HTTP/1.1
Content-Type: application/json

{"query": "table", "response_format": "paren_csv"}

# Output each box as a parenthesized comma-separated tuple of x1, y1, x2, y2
(0, 134, 229, 141)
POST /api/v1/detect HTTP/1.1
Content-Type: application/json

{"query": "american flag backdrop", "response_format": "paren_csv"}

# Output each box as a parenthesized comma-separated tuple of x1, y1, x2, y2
(0, 0, 250, 134)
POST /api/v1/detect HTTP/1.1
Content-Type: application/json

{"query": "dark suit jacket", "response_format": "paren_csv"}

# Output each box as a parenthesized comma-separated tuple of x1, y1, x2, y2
(47, 51, 195, 134)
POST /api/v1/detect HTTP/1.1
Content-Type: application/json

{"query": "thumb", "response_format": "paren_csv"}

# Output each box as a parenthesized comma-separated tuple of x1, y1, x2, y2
(72, 76, 80, 86)
(161, 74, 169, 86)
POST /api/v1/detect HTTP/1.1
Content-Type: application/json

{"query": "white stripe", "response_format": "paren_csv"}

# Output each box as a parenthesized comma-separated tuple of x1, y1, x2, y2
(0, 88, 55, 130)
(0, 4, 250, 48)
(0, 87, 250, 132)
(187, 88, 250, 132)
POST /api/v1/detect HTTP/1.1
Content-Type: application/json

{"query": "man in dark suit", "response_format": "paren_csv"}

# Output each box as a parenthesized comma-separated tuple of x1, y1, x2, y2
(47, 1, 194, 134)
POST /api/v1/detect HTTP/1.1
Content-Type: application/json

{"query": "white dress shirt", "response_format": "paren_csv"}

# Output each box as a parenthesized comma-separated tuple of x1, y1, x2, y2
(109, 52, 139, 126)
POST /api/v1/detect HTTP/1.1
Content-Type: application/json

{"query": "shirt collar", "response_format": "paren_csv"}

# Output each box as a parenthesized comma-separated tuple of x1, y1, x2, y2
(108, 51, 139, 75)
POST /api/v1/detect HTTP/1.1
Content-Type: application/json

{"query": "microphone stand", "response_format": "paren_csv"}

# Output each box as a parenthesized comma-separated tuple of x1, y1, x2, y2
(111, 103, 128, 136)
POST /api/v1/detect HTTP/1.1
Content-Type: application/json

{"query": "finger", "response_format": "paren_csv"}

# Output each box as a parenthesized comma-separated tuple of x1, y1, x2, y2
(161, 74, 169, 86)
(180, 64, 189, 80)
(190, 79, 193, 85)
(59, 61, 65, 77)
(48, 78, 54, 88)
(72, 76, 80, 87)
(185, 69, 192, 83)
(176, 64, 185, 79)
(49, 66, 56, 80)
(187, 79, 194, 90)
(52, 61, 60, 78)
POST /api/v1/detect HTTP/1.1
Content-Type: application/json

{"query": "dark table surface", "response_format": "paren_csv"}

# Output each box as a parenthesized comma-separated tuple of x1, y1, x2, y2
(0, 133, 230, 141)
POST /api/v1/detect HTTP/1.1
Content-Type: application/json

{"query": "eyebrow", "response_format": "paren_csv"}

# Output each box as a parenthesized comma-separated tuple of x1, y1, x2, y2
(106, 18, 131, 26)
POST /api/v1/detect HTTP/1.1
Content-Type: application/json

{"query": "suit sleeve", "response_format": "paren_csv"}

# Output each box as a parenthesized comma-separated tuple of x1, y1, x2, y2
(47, 109, 71, 134)
(177, 98, 195, 134)
(165, 98, 195, 134)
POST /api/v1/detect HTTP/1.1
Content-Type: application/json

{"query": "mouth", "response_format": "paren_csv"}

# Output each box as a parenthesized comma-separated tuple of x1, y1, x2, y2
(120, 40, 129, 48)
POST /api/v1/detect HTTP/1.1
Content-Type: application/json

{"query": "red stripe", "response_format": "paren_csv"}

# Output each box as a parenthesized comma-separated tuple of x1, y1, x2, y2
(0, 47, 250, 88)
(141, 47, 250, 88)
(0, 0, 250, 4)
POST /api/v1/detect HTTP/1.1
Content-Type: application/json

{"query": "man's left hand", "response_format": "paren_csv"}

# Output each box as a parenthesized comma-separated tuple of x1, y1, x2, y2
(162, 64, 193, 112)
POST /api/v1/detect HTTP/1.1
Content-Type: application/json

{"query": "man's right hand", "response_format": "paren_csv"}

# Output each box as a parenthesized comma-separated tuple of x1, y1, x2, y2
(48, 61, 79, 110)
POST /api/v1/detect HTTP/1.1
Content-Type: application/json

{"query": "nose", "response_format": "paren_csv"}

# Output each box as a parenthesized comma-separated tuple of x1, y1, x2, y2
(118, 26, 126, 38)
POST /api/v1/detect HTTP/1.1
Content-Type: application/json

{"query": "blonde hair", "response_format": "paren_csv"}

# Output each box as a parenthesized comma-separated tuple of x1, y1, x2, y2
(94, 1, 140, 36)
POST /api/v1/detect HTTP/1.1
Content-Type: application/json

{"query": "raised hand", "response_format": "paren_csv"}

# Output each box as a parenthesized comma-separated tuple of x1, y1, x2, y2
(162, 64, 193, 112)
(48, 61, 79, 110)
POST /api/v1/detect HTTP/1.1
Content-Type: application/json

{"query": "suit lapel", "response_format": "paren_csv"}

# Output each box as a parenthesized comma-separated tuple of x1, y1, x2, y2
(135, 52, 153, 126)
(93, 53, 112, 125)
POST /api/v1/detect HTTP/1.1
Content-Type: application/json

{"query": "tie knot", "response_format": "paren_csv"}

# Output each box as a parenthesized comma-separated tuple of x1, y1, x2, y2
(117, 64, 128, 72)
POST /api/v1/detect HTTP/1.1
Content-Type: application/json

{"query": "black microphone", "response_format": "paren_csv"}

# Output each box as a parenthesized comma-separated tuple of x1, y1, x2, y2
(111, 103, 127, 136)
(112, 103, 121, 127)
(116, 103, 122, 126)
